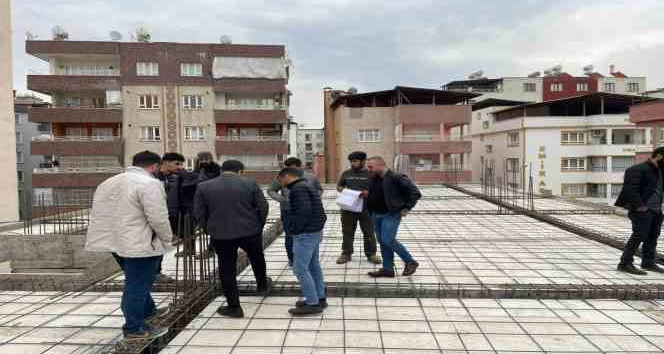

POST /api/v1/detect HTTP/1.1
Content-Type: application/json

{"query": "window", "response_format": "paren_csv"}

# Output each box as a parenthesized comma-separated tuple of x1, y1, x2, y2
(611, 184, 623, 198)
(612, 156, 636, 172)
(136, 62, 159, 76)
(138, 95, 160, 109)
(357, 129, 381, 143)
(65, 127, 86, 139)
(604, 82, 616, 92)
(506, 158, 519, 172)
(140, 126, 161, 141)
(63, 97, 83, 107)
(15, 131, 23, 144)
(16, 151, 23, 163)
(523, 83, 536, 92)
(92, 97, 106, 108)
(182, 95, 203, 109)
(659, 128, 664, 142)
(550, 82, 563, 92)
(561, 158, 587, 171)
(562, 184, 586, 197)
(17, 171, 23, 182)
(184, 126, 206, 141)
(181, 63, 203, 77)
(561, 131, 586, 145)
(14, 113, 20, 124)
(482, 121, 490, 130)
(305, 134, 311, 141)
(589, 157, 607, 172)
(37, 123, 51, 133)
(305, 143, 313, 151)
(63, 65, 117, 76)
(305, 153, 313, 161)
(185, 158, 195, 170)
(576, 82, 588, 92)
(628, 82, 640, 93)
(507, 131, 519, 147)
(92, 128, 113, 140)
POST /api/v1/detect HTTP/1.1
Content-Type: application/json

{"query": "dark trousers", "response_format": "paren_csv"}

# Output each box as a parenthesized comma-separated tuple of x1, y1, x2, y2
(341, 209, 377, 256)
(281, 210, 294, 266)
(211, 234, 268, 307)
(621, 210, 663, 267)
(112, 253, 160, 334)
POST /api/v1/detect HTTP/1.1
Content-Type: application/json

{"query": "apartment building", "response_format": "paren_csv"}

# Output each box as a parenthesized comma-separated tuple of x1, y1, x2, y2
(629, 99, 664, 160)
(14, 95, 50, 217)
(323, 86, 478, 183)
(471, 92, 653, 203)
(1, 0, 20, 222)
(443, 66, 646, 103)
(26, 39, 290, 199)
(296, 127, 324, 169)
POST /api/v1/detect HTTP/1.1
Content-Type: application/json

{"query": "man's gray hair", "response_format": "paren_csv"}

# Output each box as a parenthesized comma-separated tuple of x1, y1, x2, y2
(367, 156, 386, 165)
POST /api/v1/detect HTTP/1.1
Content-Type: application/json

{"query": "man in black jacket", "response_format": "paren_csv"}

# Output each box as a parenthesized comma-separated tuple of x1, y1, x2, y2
(278, 167, 327, 315)
(615, 147, 664, 275)
(365, 156, 422, 278)
(153, 152, 184, 282)
(336, 151, 381, 265)
(194, 160, 271, 318)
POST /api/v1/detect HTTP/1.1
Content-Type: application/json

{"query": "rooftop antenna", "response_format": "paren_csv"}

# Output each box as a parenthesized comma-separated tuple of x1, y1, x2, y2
(51, 26, 69, 41)
(135, 27, 151, 42)
(109, 30, 122, 42)
(219, 35, 232, 44)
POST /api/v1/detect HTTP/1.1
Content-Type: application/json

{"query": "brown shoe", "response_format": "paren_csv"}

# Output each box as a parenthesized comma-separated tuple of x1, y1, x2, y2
(402, 261, 419, 276)
(336, 254, 351, 264)
(368, 268, 395, 278)
(367, 254, 382, 265)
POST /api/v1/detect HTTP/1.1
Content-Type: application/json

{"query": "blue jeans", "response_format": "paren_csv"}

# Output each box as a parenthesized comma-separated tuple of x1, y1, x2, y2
(112, 253, 160, 334)
(372, 212, 413, 272)
(281, 210, 294, 266)
(292, 231, 326, 306)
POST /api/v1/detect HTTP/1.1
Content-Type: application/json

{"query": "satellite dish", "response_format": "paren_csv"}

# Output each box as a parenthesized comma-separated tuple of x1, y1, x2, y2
(347, 87, 358, 94)
(468, 70, 484, 79)
(527, 71, 541, 78)
(583, 64, 594, 73)
(109, 31, 122, 41)
(135, 27, 151, 43)
(219, 35, 232, 44)
(51, 26, 69, 41)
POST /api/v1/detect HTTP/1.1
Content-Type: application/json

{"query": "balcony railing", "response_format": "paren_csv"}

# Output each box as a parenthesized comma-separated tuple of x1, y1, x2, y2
(34, 166, 124, 174)
(218, 104, 286, 111)
(409, 164, 468, 171)
(400, 134, 466, 142)
(33, 136, 122, 142)
(216, 135, 286, 141)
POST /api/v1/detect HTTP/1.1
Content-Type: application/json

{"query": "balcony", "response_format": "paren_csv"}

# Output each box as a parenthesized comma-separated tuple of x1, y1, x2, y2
(397, 136, 471, 155)
(32, 167, 122, 188)
(213, 78, 286, 94)
(26, 40, 120, 60)
(28, 106, 122, 123)
(215, 136, 288, 155)
(214, 108, 287, 124)
(31, 136, 123, 156)
(27, 75, 121, 94)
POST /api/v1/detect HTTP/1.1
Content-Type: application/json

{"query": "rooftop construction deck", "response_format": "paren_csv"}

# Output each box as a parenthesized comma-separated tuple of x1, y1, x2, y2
(2, 184, 664, 353)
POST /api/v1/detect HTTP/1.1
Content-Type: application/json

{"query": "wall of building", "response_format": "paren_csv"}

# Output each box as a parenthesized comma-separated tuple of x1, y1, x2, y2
(597, 77, 646, 95)
(0, 0, 19, 221)
(500, 77, 542, 102)
(122, 86, 166, 162)
(296, 128, 324, 168)
(335, 107, 396, 181)
(14, 110, 47, 218)
(177, 86, 216, 161)
(542, 75, 597, 101)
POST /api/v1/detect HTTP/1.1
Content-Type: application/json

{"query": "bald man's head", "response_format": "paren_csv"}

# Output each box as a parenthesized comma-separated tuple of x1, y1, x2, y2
(367, 156, 387, 176)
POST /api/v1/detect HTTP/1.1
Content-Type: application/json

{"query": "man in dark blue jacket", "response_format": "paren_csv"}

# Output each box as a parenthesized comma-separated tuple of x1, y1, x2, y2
(615, 147, 664, 275)
(365, 156, 421, 278)
(278, 167, 327, 315)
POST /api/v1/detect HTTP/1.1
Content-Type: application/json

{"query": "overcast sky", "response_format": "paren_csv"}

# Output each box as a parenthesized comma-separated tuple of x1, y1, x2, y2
(10, 0, 664, 127)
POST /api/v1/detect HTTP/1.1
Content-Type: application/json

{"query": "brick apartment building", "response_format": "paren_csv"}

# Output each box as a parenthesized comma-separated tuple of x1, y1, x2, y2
(443, 65, 646, 103)
(25, 39, 290, 199)
(323, 86, 478, 184)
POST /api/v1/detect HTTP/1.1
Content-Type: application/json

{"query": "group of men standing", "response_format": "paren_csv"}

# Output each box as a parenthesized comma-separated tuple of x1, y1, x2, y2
(85, 149, 422, 340)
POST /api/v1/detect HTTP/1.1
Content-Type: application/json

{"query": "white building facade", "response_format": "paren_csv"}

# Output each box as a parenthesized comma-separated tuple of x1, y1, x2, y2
(296, 127, 324, 169)
(470, 93, 653, 204)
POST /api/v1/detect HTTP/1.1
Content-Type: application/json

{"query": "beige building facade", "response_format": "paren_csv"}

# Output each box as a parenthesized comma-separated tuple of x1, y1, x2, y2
(0, 0, 20, 221)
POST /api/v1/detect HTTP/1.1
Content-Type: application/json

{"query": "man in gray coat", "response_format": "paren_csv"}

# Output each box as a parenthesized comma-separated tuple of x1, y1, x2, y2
(267, 157, 323, 267)
(194, 160, 271, 318)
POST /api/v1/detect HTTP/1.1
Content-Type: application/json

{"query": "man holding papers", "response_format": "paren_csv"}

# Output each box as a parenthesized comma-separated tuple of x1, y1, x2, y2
(335, 151, 382, 265)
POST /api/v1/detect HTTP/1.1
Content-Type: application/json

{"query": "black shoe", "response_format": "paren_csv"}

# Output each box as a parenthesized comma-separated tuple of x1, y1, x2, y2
(336, 254, 351, 264)
(642, 264, 664, 273)
(257, 277, 273, 296)
(296, 298, 328, 309)
(368, 268, 396, 278)
(217, 305, 244, 318)
(124, 326, 168, 340)
(402, 261, 419, 276)
(289, 304, 323, 316)
(617, 264, 648, 275)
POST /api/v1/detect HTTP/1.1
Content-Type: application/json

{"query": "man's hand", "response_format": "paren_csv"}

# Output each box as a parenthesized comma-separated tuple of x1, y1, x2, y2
(637, 206, 649, 212)
(400, 209, 409, 217)
(359, 190, 369, 199)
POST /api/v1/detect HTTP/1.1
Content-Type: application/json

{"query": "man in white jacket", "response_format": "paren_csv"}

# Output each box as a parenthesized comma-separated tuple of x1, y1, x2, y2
(86, 151, 174, 340)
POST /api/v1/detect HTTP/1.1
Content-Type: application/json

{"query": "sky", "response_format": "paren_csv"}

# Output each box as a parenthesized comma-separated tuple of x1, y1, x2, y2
(10, 0, 664, 127)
